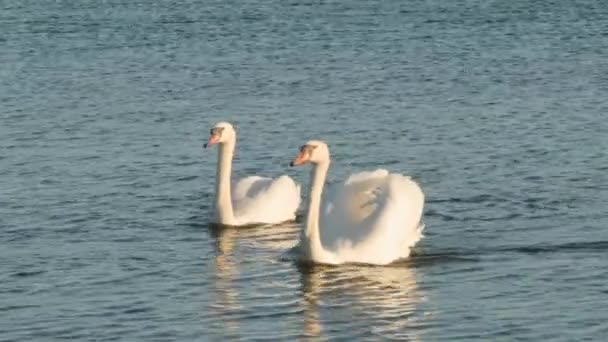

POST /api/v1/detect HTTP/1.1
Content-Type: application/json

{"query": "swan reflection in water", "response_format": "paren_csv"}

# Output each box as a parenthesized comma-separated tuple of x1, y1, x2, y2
(299, 262, 424, 340)
(207, 221, 425, 340)
(207, 222, 301, 339)
(208, 224, 242, 340)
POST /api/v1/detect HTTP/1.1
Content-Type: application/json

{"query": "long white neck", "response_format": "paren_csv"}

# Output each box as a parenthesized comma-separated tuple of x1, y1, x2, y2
(301, 160, 330, 259)
(214, 138, 236, 225)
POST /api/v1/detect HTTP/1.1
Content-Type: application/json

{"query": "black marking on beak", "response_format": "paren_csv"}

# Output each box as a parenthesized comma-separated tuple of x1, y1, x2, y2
(289, 161, 294, 167)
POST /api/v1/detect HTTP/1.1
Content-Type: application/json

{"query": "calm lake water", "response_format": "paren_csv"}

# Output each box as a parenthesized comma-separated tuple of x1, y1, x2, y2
(1, 0, 607, 340)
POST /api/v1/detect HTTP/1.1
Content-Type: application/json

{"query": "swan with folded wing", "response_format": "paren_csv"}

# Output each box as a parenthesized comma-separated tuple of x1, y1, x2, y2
(204, 122, 301, 226)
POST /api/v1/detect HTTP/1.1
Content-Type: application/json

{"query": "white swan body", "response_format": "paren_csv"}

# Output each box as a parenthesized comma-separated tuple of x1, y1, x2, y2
(205, 122, 301, 226)
(290, 140, 424, 265)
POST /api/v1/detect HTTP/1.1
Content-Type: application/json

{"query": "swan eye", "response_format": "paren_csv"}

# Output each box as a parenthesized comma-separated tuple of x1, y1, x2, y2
(300, 145, 316, 154)
(298, 144, 317, 159)
(210, 127, 224, 136)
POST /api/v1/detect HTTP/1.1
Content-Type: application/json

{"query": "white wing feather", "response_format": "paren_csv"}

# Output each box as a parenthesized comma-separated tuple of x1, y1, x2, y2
(319, 169, 424, 264)
(232, 175, 301, 225)
(232, 176, 270, 202)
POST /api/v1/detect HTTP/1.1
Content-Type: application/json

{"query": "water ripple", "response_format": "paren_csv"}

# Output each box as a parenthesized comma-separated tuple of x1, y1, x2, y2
(2, 0, 607, 340)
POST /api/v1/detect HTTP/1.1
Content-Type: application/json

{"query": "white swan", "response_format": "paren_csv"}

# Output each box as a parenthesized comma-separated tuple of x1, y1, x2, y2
(289, 140, 425, 265)
(204, 122, 301, 226)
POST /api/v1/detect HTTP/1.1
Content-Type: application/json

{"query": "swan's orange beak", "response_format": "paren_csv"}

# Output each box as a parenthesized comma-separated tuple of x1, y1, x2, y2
(204, 134, 220, 148)
(289, 151, 309, 167)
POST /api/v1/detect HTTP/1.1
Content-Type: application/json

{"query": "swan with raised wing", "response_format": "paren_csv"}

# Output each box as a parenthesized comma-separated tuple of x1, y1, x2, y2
(204, 122, 301, 226)
(289, 140, 424, 265)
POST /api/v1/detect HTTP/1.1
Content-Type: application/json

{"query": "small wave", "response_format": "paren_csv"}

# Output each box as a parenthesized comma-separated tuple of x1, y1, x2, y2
(508, 240, 608, 254)
(0, 304, 41, 312)
(11, 270, 46, 278)
(409, 240, 608, 264)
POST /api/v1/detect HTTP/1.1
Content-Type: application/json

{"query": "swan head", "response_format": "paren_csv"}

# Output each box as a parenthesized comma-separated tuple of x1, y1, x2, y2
(204, 122, 235, 148)
(290, 140, 330, 166)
